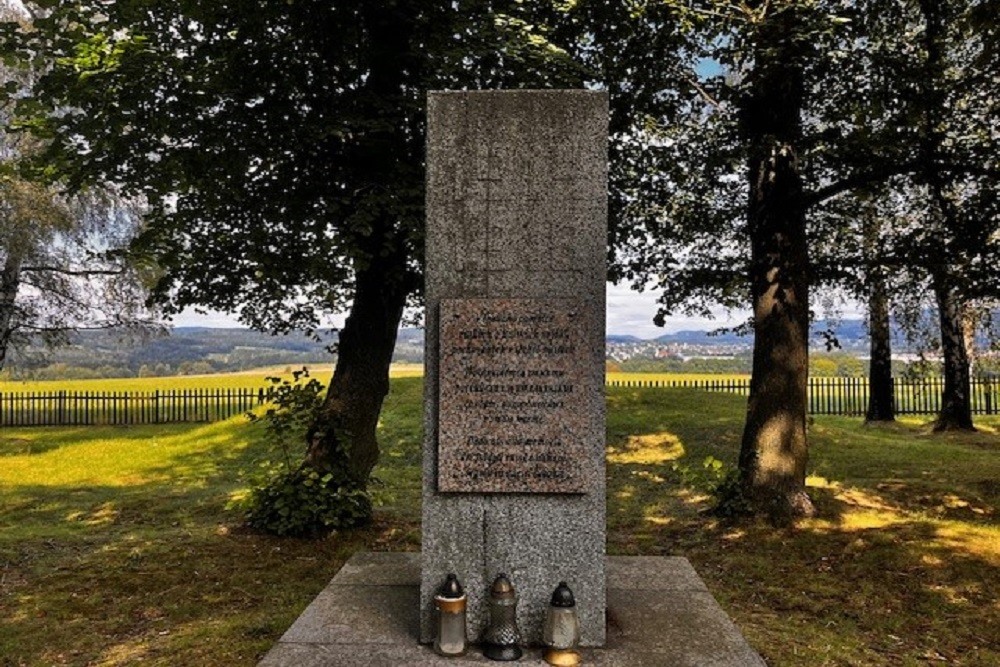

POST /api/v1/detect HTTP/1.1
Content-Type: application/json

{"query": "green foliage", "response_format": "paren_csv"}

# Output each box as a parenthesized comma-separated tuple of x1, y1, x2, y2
(242, 467, 372, 538)
(0, 1, 587, 335)
(0, 36, 158, 373)
(247, 370, 325, 467)
(0, 0, 595, 480)
(620, 356, 752, 374)
(808, 353, 867, 377)
(672, 455, 749, 517)
(241, 370, 371, 536)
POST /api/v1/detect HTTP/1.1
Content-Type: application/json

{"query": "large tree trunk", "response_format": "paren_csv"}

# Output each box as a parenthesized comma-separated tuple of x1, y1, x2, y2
(300, 3, 421, 488)
(866, 268, 895, 422)
(933, 275, 975, 431)
(0, 250, 23, 371)
(913, 0, 974, 432)
(306, 254, 414, 487)
(736, 7, 815, 520)
(961, 308, 977, 378)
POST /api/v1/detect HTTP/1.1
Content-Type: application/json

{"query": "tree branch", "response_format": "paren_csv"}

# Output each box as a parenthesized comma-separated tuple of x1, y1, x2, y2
(806, 158, 1000, 209)
(21, 265, 123, 276)
(804, 159, 920, 208)
(20, 319, 161, 333)
(683, 74, 723, 109)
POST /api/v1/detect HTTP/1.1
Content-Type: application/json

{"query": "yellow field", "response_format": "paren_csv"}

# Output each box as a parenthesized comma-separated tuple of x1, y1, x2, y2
(606, 372, 749, 383)
(0, 372, 285, 393)
(0, 362, 426, 393)
(0, 367, 746, 394)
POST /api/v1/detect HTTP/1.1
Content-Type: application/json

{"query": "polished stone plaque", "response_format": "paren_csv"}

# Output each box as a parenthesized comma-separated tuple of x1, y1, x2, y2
(438, 298, 588, 493)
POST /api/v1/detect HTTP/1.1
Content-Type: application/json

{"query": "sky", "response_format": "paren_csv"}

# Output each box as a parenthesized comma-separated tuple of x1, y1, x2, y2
(172, 282, 750, 339)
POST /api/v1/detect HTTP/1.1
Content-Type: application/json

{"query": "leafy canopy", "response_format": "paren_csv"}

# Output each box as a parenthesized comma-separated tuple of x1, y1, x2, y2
(2, 1, 586, 334)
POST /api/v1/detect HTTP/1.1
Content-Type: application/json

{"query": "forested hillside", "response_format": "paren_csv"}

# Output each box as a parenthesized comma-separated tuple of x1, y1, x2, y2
(3, 328, 425, 379)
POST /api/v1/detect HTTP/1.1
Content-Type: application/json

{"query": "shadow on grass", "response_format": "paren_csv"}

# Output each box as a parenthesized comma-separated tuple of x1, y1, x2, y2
(604, 386, 1000, 665)
(679, 512, 1000, 666)
(0, 409, 422, 667)
(0, 425, 197, 457)
(606, 386, 999, 527)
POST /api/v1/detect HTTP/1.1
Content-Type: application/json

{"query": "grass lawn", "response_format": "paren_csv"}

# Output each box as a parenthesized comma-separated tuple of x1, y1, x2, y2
(2, 378, 997, 666)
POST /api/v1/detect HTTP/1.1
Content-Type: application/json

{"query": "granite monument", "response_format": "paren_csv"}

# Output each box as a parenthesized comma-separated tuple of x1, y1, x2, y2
(421, 89, 608, 646)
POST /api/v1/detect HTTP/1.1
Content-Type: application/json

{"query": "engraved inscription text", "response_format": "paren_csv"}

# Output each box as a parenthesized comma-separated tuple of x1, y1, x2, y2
(437, 298, 588, 493)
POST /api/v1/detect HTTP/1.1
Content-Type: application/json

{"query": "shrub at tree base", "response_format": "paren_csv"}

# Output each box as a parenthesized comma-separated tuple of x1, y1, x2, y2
(240, 370, 372, 537)
(244, 468, 372, 538)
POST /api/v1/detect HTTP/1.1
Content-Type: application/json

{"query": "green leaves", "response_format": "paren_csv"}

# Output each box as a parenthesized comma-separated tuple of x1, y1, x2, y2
(3, 0, 593, 336)
(242, 468, 373, 537)
(241, 369, 372, 537)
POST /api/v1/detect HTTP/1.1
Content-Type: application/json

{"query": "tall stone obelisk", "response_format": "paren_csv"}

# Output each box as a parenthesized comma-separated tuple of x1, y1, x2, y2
(421, 90, 608, 646)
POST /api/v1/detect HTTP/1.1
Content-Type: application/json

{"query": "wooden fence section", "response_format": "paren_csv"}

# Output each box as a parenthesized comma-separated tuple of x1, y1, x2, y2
(606, 376, 1000, 416)
(0, 388, 266, 427)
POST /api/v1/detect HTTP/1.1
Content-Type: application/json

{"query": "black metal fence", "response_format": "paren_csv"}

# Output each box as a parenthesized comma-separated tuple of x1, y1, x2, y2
(0, 388, 266, 427)
(605, 376, 1000, 416)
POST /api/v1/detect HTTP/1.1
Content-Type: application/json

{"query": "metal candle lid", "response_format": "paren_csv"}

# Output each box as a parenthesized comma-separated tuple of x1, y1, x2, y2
(550, 581, 575, 608)
(490, 573, 516, 600)
(438, 573, 465, 600)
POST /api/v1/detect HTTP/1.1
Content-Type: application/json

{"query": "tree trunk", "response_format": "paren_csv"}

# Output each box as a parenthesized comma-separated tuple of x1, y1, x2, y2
(961, 308, 977, 377)
(866, 268, 895, 422)
(305, 254, 414, 487)
(0, 250, 23, 371)
(300, 3, 420, 488)
(933, 275, 975, 431)
(912, 0, 974, 432)
(736, 7, 815, 520)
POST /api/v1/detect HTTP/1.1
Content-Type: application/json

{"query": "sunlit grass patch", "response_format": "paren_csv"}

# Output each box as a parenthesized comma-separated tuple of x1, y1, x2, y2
(1, 421, 245, 487)
(606, 431, 685, 465)
(0, 392, 423, 666)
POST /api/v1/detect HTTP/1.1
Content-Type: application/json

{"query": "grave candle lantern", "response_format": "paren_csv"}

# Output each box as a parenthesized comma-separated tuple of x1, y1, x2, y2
(433, 573, 468, 657)
(543, 581, 581, 666)
(483, 573, 523, 661)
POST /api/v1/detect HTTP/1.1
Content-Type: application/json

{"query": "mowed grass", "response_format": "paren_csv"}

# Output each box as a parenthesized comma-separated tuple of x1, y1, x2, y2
(2, 378, 998, 666)
(606, 388, 999, 666)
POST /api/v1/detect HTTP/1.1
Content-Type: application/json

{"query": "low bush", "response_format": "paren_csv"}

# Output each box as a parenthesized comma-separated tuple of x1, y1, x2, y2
(240, 370, 371, 537)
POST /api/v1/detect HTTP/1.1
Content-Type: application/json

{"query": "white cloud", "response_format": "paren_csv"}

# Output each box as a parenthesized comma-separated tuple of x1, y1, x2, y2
(169, 309, 244, 328)
(605, 282, 750, 338)
(172, 284, 752, 338)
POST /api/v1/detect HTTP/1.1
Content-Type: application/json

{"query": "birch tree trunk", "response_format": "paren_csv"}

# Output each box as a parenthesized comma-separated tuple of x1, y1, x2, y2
(0, 250, 24, 371)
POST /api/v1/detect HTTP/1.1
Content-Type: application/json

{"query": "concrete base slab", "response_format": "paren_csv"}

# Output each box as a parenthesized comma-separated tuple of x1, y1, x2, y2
(258, 552, 765, 667)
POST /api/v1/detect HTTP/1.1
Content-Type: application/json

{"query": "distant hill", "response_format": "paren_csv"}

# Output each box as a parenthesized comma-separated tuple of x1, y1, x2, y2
(606, 334, 643, 343)
(8, 326, 428, 379)
(9, 317, 919, 381)
(653, 329, 747, 344)
(645, 319, 872, 347)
